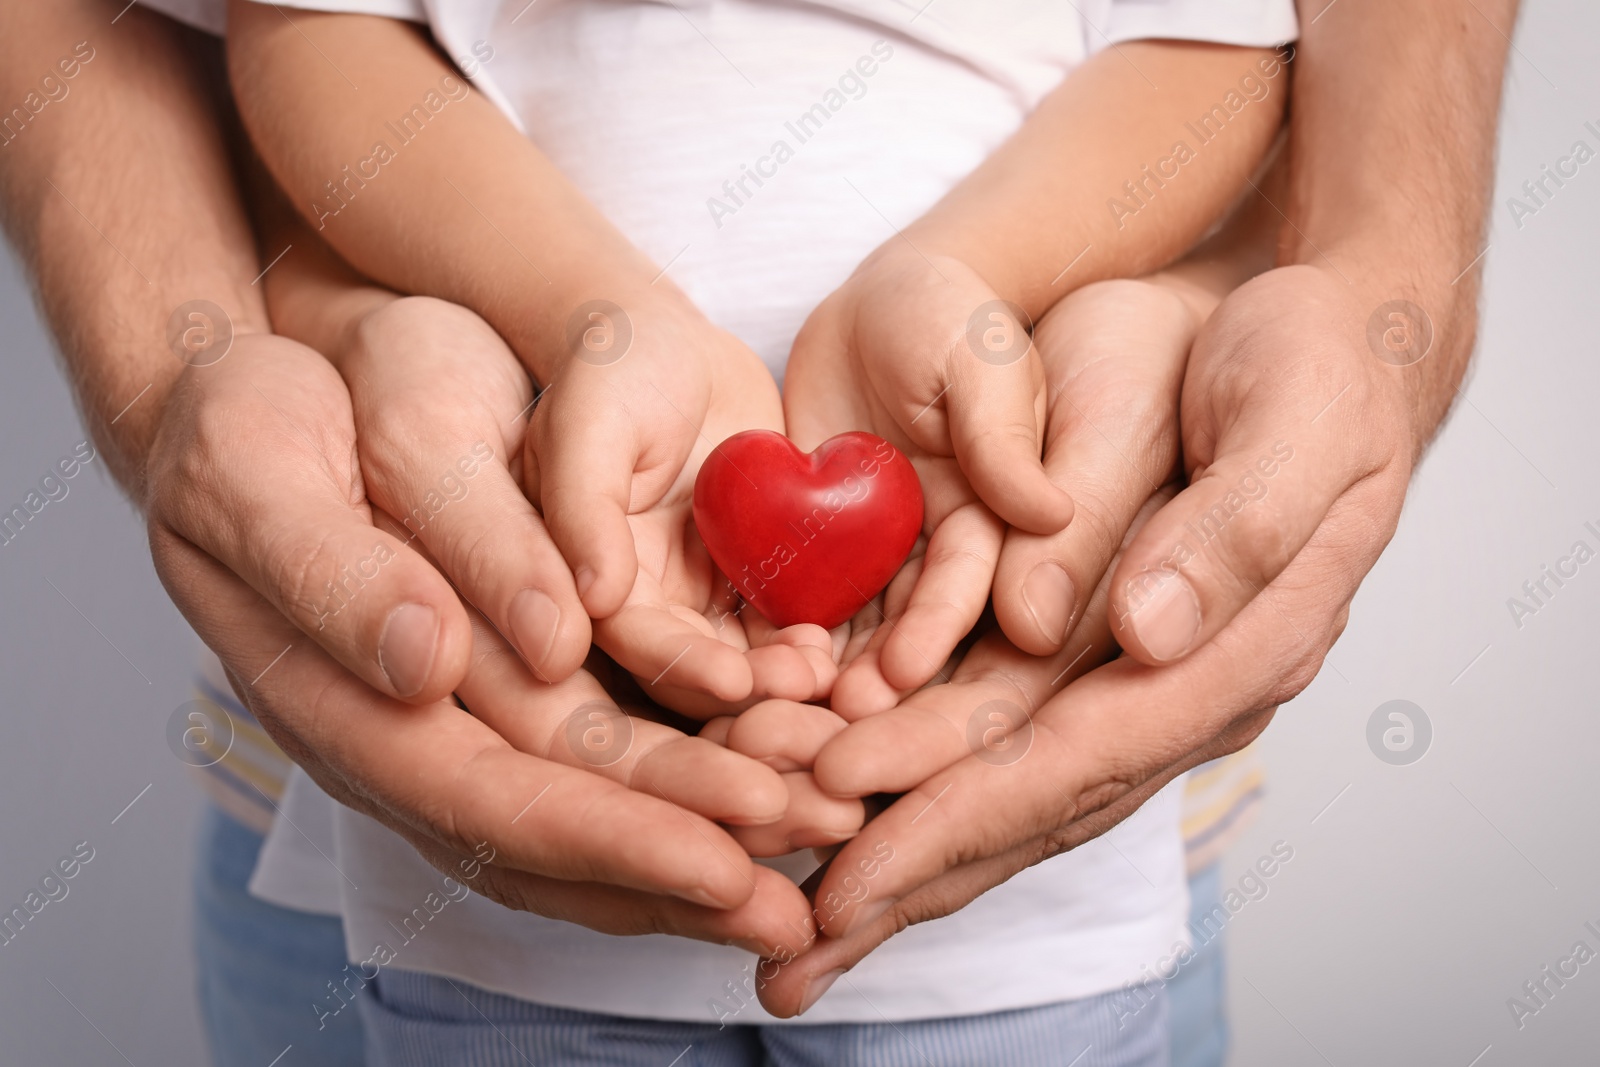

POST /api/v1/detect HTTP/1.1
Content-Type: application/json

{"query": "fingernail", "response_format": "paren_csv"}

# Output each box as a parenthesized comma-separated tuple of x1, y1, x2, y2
(1021, 562, 1075, 643)
(798, 969, 845, 1014)
(684, 884, 726, 908)
(379, 602, 439, 697)
(509, 588, 561, 671)
(1124, 569, 1201, 662)
(845, 896, 895, 936)
(574, 566, 597, 603)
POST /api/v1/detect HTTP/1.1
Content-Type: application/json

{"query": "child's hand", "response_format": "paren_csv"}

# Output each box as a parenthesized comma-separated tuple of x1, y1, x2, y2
(991, 279, 1200, 655)
(451, 604, 793, 836)
(313, 296, 593, 686)
(812, 487, 1174, 802)
(525, 290, 837, 715)
(319, 293, 833, 713)
(701, 704, 865, 858)
(783, 247, 1071, 715)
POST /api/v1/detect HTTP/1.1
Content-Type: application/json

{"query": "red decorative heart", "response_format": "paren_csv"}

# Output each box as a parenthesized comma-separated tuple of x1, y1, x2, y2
(693, 430, 924, 629)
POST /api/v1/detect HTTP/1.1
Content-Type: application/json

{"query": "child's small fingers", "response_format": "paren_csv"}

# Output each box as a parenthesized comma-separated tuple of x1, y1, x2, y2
(812, 639, 1088, 799)
(830, 646, 909, 722)
(366, 443, 592, 683)
(745, 644, 828, 703)
(724, 772, 864, 857)
(819, 528, 1132, 799)
(629, 736, 789, 827)
(455, 613, 786, 826)
(726, 700, 850, 771)
(529, 390, 642, 619)
(698, 716, 736, 747)
(756, 621, 839, 700)
(995, 281, 1192, 655)
(994, 451, 1165, 658)
(595, 604, 755, 711)
(942, 343, 1072, 535)
(879, 502, 1002, 691)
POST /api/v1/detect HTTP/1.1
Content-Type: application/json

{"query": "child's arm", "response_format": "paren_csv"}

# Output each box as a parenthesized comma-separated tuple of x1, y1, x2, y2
(793, 40, 1289, 526)
(784, 45, 1287, 703)
(905, 40, 1290, 318)
(224, 2, 653, 383)
(227, 3, 833, 711)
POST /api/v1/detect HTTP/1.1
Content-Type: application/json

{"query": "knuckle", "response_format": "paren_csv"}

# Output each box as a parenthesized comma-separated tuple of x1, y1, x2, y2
(266, 524, 344, 626)
(878, 894, 933, 935)
(158, 392, 239, 509)
(1035, 830, 1075, 864)
(357, 296, 487, 357)
(1212, 500, 1294, 594)
(1071, 768, 1142, 824)
(432, 519, 504, 595)
(923, 540, 995, 578)
(469, 864, 530, 913)
(1117, 400, 1180, 467)
(1057, 488, 1121, 558)
(1214, 707, 1277, 755)
(966, 421, 1042, 462)
(361, 400, 427, 460)
(1265, 643, 1330, 706)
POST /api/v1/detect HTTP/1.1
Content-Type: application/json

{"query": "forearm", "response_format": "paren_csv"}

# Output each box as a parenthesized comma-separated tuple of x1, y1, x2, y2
(1148, 135, 1287, 320)
(1283, 0, 1517, 455)
(248, 171, 396, 360)
(0, 2, 267, 502)
(226, 2, 666, 383)
(905, 41, 1289, 318)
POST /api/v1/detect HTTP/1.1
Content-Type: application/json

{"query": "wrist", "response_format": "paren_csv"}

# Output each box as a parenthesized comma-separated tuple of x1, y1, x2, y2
(501, 271, 714, 384)
(1297, 245, 1478, 461)
(888, 221, 1036, 312)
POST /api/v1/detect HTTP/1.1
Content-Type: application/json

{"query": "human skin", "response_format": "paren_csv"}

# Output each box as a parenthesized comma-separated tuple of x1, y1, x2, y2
(716, 275, 1213, 858)
(3, 0, 1518, 1023)
(0, 0, 819, 957)
(225, 9, 1285, 710)
(223, 2, 841, 711)
(747, 40, 1289, 703)
(755, 0, 1519, 1016)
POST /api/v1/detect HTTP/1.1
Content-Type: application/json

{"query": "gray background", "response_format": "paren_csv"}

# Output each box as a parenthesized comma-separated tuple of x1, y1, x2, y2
(0, 2, 1596, 1065)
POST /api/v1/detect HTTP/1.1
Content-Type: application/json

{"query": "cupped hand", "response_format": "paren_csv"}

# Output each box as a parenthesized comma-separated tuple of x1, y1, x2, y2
(990, 279, 1201, 655)
(309, 294, 593, 685)
(145, 331, 817, 955)
(700, 704, 866, 857)
(1106, 264, 1415, 665)
(783, 247, 1071, 712)
(526, 288, 836, 715)
(752, 263, 1420, 1016)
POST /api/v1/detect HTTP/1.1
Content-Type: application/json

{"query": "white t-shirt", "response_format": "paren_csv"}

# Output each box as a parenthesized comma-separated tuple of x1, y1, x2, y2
(141, 0, 1296, 1023)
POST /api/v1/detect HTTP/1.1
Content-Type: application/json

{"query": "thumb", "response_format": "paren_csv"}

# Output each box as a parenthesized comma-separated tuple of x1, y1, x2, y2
(527, 370, 647, 619)
(1109, 353, 1401, 665)
(147, 334, 473, 702)
(941, 300, 1072, 534)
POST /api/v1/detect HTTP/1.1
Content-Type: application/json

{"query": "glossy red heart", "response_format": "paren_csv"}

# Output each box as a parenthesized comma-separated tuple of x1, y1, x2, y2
(693, 430, 923, 629)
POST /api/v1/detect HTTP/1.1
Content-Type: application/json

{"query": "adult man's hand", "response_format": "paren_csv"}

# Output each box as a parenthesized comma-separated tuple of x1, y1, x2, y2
(755, 266, 1423, 1015)
(1109, 265, 1413, 662)
(1, 0, 819, 955)
(146, 332, 817, 956)
(759, 0, 1521, 1011)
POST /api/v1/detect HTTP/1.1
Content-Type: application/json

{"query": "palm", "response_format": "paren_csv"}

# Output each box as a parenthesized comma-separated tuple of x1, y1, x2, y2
(585, 326, 837, 717)
(783, 253, 1044, 714)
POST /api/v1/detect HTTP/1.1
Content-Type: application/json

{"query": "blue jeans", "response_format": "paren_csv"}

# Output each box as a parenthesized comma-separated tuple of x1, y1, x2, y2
(359, 969, 1167, 1067)
(1168, 864, 1228, 1067)
(193, 805, 1186, 1067)
(192, 805, 368, 1067)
